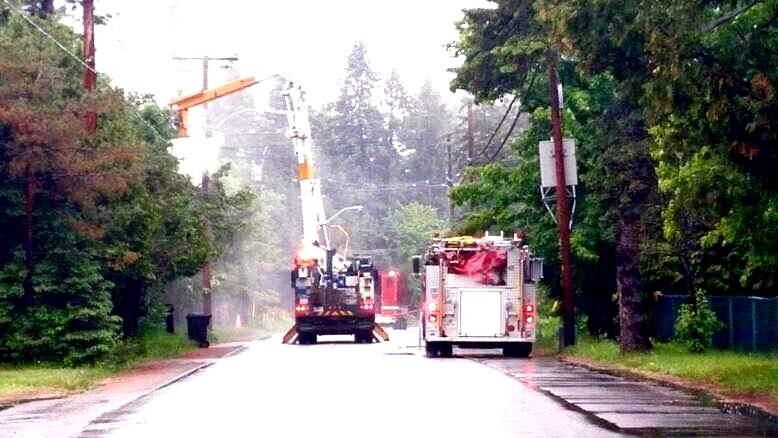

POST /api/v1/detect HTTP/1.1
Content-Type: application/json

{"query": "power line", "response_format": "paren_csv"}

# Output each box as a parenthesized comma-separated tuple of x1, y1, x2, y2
(2, 0, 168, 144)
(2, 0, 95, 73)
(484, 72, 539, 164)
(475, 94, 519, 159)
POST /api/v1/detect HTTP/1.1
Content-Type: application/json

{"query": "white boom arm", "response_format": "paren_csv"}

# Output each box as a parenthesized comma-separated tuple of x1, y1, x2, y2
(281, 82, 329, 250)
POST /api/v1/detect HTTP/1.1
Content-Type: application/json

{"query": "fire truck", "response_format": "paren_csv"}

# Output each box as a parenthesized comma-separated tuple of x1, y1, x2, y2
(414, 232, 543, 357)
(375, 270, 408, 329)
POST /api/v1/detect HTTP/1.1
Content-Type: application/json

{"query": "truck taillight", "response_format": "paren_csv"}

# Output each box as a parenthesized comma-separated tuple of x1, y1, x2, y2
(523, 303, 535, 325)
(427, 302, 438, 313)
(295, 304, 309, 315)
(360, 303, 374, 311)
(428, 314, 438, 323)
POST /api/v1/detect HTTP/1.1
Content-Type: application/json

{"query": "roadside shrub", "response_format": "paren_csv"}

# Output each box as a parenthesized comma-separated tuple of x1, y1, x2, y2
(674, 289, 724, 353)
(0, 243, 120, 366)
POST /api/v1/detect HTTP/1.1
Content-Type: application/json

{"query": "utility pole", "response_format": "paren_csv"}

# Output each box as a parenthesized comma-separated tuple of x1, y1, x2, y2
(172, 55, 238, 316)
(172, 55, 238, 135)
(548, 58, 575, 347)
(82, 0, 96, 135)
(466, 101, 475, 167)
(446, 135, 453, 220)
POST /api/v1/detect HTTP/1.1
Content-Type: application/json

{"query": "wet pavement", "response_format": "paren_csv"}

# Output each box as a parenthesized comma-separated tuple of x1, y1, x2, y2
(0, 343, 246, 438)
(2, 330, 776, 437)
(73, 330, 623, 438)
(477, 355, 778, 436)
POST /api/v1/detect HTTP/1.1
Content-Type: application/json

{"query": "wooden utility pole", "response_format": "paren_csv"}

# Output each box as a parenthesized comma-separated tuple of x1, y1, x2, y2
(23, 165, 34, 306)
(82, 0, 96, 135)
(548, 58, 575, 347)
(466, 101, 475, 166)
(201, 173, 212, 316)
(172, 55, 237, 316)
(446, 136, 453, 220)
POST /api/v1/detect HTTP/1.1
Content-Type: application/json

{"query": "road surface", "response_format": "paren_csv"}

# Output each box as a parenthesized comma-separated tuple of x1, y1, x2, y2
(76, 329, 623, 438)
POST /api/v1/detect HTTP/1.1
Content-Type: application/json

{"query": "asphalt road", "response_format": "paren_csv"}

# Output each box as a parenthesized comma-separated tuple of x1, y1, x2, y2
(77, 329, 624, 438)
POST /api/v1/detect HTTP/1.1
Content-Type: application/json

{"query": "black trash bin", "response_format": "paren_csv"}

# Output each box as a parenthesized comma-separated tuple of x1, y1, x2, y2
(165, 304, 175, 334)
(186, 313, 211, 348)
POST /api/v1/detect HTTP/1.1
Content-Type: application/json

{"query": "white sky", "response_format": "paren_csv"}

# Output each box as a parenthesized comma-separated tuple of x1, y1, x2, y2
(88, 0, 493, 107)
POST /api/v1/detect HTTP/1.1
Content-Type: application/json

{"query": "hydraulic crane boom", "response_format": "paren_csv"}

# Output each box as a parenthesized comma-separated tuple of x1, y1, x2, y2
(281, 83, 328, 250)
(168, 75, 327, 249)
(169, 76, 260, 137)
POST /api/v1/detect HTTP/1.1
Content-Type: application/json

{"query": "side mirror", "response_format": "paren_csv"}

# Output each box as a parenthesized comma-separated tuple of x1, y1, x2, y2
(411, 255, 421, 275)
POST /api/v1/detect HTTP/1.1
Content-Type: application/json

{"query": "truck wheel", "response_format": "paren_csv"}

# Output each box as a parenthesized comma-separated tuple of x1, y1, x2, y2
(397, 318, 407, 330)
(299, 332, 317, 345)
(355, 331, 372, 344)
(439, 343, 453, 358)
(503, 343, 532, 358)
(424, 343, 438, 357)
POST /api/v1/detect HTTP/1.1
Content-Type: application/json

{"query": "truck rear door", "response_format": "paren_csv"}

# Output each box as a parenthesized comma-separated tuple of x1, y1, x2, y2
(458, 289, 503, 337)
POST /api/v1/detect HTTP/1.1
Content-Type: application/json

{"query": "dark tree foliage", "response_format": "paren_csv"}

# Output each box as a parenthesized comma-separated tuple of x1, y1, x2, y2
(0, 13, 254, 363)
(450, 0, 664, 351)
(450, 0, 778, 353)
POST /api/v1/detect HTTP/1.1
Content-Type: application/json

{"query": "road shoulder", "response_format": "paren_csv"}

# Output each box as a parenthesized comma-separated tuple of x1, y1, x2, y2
(475, 356, 778, 436)
(561, 355, 778, 422)
(0, 339, 255, 438)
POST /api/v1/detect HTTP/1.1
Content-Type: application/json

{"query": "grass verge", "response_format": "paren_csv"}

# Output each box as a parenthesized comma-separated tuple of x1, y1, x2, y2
(564, 338, 778, 406)
(0, 327, 197, 402)
(0, 367, 113, 401)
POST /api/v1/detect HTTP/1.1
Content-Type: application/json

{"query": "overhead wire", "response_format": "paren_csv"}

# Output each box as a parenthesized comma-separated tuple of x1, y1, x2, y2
(474, 94, 518, 159)
(485, 72, 539, 164)
(1, 0, 169, 144)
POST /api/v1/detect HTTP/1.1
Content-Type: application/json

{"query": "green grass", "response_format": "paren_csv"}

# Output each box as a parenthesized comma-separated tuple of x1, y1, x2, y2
(0, 366, 113, 398)
(0, 327, 198, 401)
(110, 327, 199, 367)
(566, 338, 778, 397)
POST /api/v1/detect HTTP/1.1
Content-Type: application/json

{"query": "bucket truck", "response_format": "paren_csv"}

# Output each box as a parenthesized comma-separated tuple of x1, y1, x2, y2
(279, 83, 389, 345)
(169, 76, 389, 345)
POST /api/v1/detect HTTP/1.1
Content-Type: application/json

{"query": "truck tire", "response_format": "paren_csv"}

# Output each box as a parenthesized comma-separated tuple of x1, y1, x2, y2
(355, 330, 372, 344)
(425, 342, 453, 358)
(298, 332, 317, 345)
(503, 342, 532, 358)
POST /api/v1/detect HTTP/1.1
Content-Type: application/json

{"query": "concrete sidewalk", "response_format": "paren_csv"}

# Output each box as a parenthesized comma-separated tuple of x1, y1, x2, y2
(478, 357, 778, 436)
(0, 341, 251, 438)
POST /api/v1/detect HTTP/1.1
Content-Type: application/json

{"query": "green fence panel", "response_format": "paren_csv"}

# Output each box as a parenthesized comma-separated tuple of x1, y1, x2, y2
(654, 295, 778, 351)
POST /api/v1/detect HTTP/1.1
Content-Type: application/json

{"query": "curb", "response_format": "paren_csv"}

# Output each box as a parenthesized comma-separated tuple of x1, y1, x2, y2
(130, 335, 269, 397)
(74, 336, 272, 436)
(472, 358, 625, 435)
(559, 356, 778, 426)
